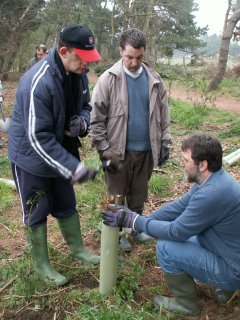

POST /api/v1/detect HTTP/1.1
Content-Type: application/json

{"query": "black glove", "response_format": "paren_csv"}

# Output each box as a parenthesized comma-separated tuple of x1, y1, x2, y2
(67, 115, 88, 137)
(99, 148, 114, 161)
(72, 163, 98, 184)
(99, 148, 122, 173)
(101, 207, 138, 229)
(158, 145, 170, 166)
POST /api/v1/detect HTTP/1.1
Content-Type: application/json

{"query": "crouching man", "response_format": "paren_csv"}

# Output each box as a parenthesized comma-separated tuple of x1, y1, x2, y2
(101, 133, 240, 317)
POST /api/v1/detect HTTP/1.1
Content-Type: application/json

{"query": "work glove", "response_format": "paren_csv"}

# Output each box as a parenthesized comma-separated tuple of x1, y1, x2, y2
(99, 148, 122, 174)
(66, 115, 88, 138)
(101, 207, 139, 229)
(158, 145, 170, 166)
(72, 163, 98, 184)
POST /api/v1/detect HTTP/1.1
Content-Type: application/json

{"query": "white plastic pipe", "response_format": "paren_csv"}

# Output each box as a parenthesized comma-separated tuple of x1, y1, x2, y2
(0, 118, 10, 133)
(0, 178, 16, 189)
(223, 148, 240, 166)
(223, 153, 240, 166)
(223, 148, 240, 162)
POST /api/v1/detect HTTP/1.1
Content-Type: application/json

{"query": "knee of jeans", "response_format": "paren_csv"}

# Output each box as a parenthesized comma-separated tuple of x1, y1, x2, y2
(156, 240, 166, 263)
(156, 240, 173, 262)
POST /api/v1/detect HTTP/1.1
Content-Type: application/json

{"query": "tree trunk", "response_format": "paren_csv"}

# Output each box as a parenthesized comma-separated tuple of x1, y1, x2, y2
(208, 0, 240, 91)
(143, 0, 154, 62)
(0, 0, 45, 72)
(106, 0, 115, 58)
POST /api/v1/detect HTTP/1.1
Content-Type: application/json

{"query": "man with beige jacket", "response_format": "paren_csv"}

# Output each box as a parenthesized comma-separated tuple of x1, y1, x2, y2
(90, 28, 171, 251)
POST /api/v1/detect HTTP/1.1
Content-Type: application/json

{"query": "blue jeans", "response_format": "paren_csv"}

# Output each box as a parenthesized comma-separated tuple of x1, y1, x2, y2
(156, 237, 240, 291)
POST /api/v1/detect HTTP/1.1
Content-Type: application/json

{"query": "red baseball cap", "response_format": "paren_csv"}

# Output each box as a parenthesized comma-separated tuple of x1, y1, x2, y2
(60, 23, 101, 62)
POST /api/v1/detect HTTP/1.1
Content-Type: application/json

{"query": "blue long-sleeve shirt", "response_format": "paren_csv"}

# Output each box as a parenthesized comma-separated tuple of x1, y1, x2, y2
(135, 168, 240, 272)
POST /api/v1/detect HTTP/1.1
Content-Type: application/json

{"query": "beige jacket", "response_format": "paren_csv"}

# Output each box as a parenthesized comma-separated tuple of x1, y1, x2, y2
(90, 59, 171, 166)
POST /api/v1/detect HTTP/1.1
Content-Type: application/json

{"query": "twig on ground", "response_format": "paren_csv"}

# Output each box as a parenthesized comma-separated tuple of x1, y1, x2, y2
(2, 285, 78, 299)
(0, 275, 18, 293)
(152, 168, 167, 174)
(0, 221, 12, 233)
(15, 301, 34, 316)
(89, 271, 100, 283)
(147, 198, 157, 211)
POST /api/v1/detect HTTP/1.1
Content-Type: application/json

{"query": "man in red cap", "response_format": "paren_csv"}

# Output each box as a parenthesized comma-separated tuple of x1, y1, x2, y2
(8, 23, 101, 286)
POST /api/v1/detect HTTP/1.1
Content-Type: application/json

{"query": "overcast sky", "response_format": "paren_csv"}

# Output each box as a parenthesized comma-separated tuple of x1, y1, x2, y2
(194, 0, 228, 35)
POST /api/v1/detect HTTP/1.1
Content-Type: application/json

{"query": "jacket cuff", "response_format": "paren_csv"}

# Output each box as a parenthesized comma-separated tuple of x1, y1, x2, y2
(133, 215, 146, 233)
(99, 143, 109, 151)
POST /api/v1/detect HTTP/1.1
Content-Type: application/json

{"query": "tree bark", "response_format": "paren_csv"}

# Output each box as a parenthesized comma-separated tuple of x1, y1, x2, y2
(143, 0, 154, 62)
(208, 0, 240, 91)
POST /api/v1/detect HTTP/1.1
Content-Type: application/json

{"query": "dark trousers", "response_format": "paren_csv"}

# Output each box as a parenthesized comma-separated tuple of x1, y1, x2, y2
(105, 150, 154, 213)
(11, 163, 76, 227)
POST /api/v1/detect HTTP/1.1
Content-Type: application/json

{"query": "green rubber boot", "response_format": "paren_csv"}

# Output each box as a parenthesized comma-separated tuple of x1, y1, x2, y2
(154, 272, 200, 318)
(119, 235, 132, 251)
(26, 225, 68, 286)
(58, 212, 100, 265)
(214, 288, 240, 304)
(135, 232, 154, 243)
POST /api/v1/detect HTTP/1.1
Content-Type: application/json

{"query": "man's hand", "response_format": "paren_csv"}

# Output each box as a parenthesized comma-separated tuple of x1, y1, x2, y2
(99, 148, 122, 173)
(101, 208, 138, 229)
(72, 163, 98, 184)
(158, 145, 170, 166)
(99, 148, 115, 161)
(66, 115, 87, 137)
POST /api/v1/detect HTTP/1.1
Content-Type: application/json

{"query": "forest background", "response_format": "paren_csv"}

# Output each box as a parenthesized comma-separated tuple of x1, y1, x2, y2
(0, 0, 240, 77)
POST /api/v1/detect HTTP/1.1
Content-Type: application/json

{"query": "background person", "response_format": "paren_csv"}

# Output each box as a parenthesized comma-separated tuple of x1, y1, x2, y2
(90, 28, 171, 251)
(25, 44, 48, 71)
(101, 133, 240, 317)
(8, 23, 101, 286)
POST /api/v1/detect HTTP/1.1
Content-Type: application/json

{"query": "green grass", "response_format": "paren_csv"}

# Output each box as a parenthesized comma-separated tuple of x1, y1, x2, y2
(0, 182, 13, 212)
(170, 100, 211, 130)
(149, 174, 171, 197)
(0, 155, 11, 179)
(170, 98, 240, 140)
(219, 118, 240, 138)
(219, 78, 240, 98)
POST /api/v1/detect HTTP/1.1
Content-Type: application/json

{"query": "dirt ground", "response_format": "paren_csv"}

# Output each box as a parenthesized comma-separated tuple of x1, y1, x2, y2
(170, 85, 240, 114)
(1, 79, 240, 320)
